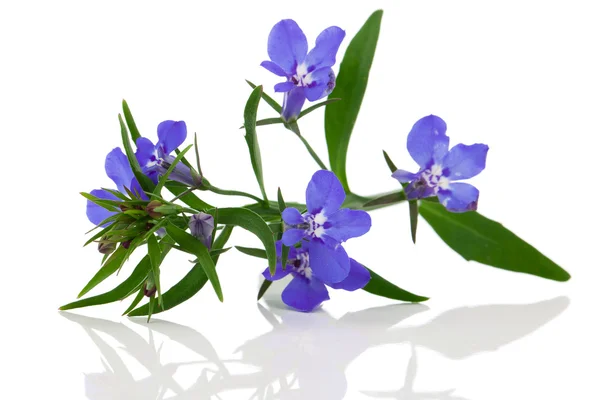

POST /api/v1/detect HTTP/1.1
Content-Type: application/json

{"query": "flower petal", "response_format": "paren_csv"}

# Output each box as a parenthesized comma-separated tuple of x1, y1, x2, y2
(407, 115, 449, 168)
(305, 170, 345, 215)
(105, 147, 135, 194)
(437, 183, 480, 212)
(282, 207, 304, 225)
(262, 240, 296, 280)
(304, 26, 345, 71)
(135, 137, 156, 167)
(282, 229, 305, 246)
(267, 19, 308, 75)
(281, 275, 329, 312)
(281, 86, 306, 122)
(304, 67, 336, 101)
(442, 143, 489, 180)
(86, 189, 119, 226)
(157, 120, 187, 155)
(328, 258, 371, 291)
(260, 60, 288, 77)
(306, 240, 350, 284)
(325, 209, 371, 242)
(392, 169, 418, 183)
(274, 81, 295, 92)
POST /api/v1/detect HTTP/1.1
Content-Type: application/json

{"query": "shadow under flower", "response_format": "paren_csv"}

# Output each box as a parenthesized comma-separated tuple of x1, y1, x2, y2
(60, 296, 569, 400)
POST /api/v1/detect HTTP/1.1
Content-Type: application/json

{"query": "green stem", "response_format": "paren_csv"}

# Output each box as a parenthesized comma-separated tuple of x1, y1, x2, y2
(170, 187, 196, 202)
(286, 122, 328, 170)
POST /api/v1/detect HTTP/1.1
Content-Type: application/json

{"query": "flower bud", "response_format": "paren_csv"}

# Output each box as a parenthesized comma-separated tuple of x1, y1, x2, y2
(122, 240, 132, 249)
(97, 237, 116, 255)
(189, 212, 215, 249)
(144, 281, 156, 297)
(146, 200, 163, 219)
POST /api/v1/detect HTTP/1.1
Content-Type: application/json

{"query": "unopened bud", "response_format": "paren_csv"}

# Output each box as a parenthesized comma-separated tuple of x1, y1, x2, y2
(122, 240, 132, 249)
(146, 200, 163, 219)
(97, 237, 116, 255)
(144, 282, 156, 297)
(153, 204, 180, 215)
(189, 212, 215, 249)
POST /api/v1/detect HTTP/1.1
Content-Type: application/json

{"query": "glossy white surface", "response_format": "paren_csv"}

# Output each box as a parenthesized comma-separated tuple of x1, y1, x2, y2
(1, 1, 598, 399)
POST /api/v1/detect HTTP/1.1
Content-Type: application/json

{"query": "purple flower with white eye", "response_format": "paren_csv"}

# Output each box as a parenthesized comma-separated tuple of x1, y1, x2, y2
(281, 170, 371, 284)
(392, 115, 489, 212)
(86, 148, 147, 226)
(263, 241, 371, 312)
(261, 19, 345, 122)
(135, 120, 198, 187)
(189, 212, 215, 250)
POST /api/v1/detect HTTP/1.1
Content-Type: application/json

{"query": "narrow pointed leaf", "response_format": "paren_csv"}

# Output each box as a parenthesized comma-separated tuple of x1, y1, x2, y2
(166, 181, 212, 211)
(298, 98, 340, 119)
(257, 279, 273, 300)
(122, 287, 145, 316)
(419, 202, 571, 281)
(409, 200, 419, 243)
(235, 246, 267, 259)
(119, 114, 155, 193)
(382, 149, 398, 172)
(59, 239, 173, 310)
(165, 223, 223, 302)
(147, 234, 162, 305)
(153, 144, 193, 195)
(246, 80, 281, 113)
(122, 100, 141, 142)
(325, 10, 383, 192)
(211, 207, 277, 274)
(244, 85, 269, 203)
(128, 226, 233, 316)
(77, 246, 128, 298)
(362, 268, 428, 302)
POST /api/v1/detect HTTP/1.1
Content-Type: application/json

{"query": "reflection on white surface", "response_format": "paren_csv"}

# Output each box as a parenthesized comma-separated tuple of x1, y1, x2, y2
(61, 297, 568, 400)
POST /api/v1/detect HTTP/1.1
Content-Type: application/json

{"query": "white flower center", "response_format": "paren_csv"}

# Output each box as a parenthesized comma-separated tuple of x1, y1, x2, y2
(295, 252, 312, 280)
(292, 62, 314, 87)
(305, 211, 328, 239)
(420, 163, 450, 193)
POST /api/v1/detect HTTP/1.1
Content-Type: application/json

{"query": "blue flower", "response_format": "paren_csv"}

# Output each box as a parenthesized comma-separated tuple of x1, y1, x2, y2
(189, 212, 215, 250)
(262, 241, 371, 312)
(135, 120, 198, 187)
(86, 148, 146, 226)
(280, 170, 371, 284)
(261, 19, 345, 122)
(392, 115, 489, 213)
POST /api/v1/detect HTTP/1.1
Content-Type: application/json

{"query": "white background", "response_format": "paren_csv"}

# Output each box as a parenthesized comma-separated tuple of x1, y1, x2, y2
(1, 1, 599, 399)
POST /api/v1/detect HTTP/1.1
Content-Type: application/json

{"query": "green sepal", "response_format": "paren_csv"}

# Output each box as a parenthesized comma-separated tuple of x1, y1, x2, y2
(246, 80, 281, 113)
(77, 246, 129, 298)
(153, 144, 193, 195)
(122, 287, 145, 316)
(257, 279, 273, 301)
(122, 99, 141, 142)
(298, 98, 340, 119)
(235, 246, 267, 259)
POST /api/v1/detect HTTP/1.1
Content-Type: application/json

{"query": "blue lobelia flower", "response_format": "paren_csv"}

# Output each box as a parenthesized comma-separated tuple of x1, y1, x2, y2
(135, 120, 197, 187)
(86, 147, 146, 226)
(261, 19, 345, 122)
(262, 241, 371, 312)
(392, 115, 489, 212)
(189, 212, 215, 250)
(280, 170, 371, 284)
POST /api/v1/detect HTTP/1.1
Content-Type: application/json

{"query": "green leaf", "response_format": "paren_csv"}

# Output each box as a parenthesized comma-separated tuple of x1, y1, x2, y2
(122, 99, 141, 142)
(128, 226, 234, 317)
(276, 187, 289, 268)
(77, 246, 129, 298)
(80, 192, 120, 212)
(165, 223, 223, 301)
(298, 98, 341, 119)
(362, 268, 428, 302)
(257, 279, 272, 300)
(362, 191, 406, 208)
(325, 10, 383, 192)
(147, 295, 156, 322)
(147, 234, 162, 305)
(382, 149, 398, 172)
(212, 207, 277, 275)
(246, 80, 281, 113)
(153, 144, 193, 195)
(244, 85, 269, 203)
(212, 225, 234, 264)
(194, 132, 203, 178)
(119, 114, 155, 193)
(100, 187, 130, 201)
(276, 187, 286, 213)
(84, 223, 115, 247)
(419, 202, 571, 281)
(122, 287, 145, 316)
(235, 246, 267, 259)
(166, 181, 212, 211)
(409, 200, 419, 244)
